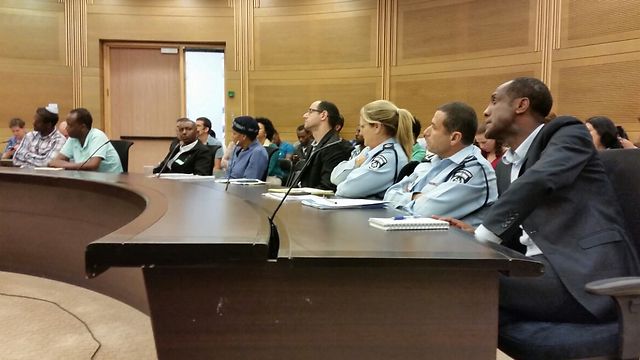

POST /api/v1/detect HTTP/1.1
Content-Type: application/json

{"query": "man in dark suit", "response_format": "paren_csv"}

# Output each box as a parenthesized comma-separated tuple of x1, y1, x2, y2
(154, 118, 212, 176)
(446, 77, 638, 323)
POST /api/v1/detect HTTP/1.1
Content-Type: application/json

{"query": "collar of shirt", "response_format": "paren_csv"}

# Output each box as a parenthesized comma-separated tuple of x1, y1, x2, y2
(432, 144, 476, 168)
(502, 123, 544, 166)
(180, 139, 198, 152)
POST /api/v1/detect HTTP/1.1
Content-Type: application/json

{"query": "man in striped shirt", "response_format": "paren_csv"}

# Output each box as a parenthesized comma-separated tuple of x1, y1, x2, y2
(13, 104, 67, 168)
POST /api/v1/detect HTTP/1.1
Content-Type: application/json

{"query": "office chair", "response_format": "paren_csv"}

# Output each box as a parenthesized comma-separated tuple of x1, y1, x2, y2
(278, 158, 292, 186)
(110, 140, 133, 173)
(395, 161, 419, 183)
(262, 146, 280, 181)
(499, 149, 640, 360)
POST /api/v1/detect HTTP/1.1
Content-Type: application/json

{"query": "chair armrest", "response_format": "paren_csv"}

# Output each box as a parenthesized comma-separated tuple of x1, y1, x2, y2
(586, 276, 640, 359)
(586, 277, 640, 297)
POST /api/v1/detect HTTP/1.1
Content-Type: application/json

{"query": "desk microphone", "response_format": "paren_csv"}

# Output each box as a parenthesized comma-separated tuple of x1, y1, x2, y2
(224, 141, 240, 191)
(266, 139, 343, 259)
(78, 140, 111, 171)
(155, 143, 181, 178)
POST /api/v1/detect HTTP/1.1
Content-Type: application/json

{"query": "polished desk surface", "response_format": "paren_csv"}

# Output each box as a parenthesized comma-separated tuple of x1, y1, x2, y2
(1, 168, 543, 360)
(0, 167, 541, 277)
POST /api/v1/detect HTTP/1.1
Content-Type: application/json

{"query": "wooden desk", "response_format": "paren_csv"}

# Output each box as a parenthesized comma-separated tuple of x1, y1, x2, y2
(0, 169, 542, 360)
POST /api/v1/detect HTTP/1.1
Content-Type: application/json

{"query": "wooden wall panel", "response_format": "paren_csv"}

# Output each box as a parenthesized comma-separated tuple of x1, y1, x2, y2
(553, 54, 640, 141)
(254, 9, 377, 70)
(397, 0, 536, 65)
(562, 0, 640, 48)
(390, 66, 537, 124)
(250, 79, 380, 141)
(0, 9, 64, 63)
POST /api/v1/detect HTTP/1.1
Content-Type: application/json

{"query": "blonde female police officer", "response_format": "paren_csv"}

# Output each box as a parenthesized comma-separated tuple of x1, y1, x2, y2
(330, 100, 414, 199)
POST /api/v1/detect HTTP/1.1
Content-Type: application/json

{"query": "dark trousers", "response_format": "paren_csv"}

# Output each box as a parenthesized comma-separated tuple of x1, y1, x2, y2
(499, 254, 597, 324)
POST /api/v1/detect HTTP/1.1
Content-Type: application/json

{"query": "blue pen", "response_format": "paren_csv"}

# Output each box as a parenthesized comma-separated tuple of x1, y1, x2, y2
(393, 215, 418, 220)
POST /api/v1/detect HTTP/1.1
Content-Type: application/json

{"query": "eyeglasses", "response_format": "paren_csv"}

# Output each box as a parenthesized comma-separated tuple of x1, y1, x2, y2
(306, 108, 323, 115)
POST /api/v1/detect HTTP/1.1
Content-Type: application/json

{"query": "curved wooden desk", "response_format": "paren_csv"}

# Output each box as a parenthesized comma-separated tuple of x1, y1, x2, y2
(0, 168, 542, 360)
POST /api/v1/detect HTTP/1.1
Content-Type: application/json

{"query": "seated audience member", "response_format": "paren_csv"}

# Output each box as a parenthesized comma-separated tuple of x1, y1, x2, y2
(153, 118, 212, 175)
(331, 100, 412, 199)
(195, 116, 224, 170)
(350, 126, 365, 158)
(297, 100, 353, 190)
(616, 125, 637, 149)
(292, 124, 313, 167)
(256, 117, 285, 183)
(384, 102, 497, 226)
(475, 122, 506, 169)
(226, 116, 268, 179)
(2, 118, 27, 160)
(273, 130, 294, 160)
(49, 108, 122, 173)
(411, 117, 426, 161)
(585, 116, 623, 150)
(443, 77, 639, 325)
(58, 120, 69, 138)
(13, 104, 67, 168)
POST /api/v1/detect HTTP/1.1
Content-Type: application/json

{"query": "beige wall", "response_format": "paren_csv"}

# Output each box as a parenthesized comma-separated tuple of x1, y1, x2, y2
(1, 0, 640, 147)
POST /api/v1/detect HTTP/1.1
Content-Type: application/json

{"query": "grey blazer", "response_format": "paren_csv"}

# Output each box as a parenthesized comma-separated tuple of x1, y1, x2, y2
(484, 116, 639, 321)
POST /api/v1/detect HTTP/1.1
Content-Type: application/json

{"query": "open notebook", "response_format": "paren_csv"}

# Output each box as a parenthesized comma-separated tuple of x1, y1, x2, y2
(368, 217, 449, 231)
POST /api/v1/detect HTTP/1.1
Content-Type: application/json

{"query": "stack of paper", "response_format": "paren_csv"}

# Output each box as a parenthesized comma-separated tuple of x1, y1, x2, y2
(301, 196, 388, 210)
(268, 187, 334, 196)
(368, 217, 449, 231)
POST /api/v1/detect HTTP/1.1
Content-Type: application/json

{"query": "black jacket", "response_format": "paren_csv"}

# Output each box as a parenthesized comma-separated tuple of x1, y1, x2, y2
(484, 116, 639, 320)
(299, 130, 352, 190)
(154, 140, 213, 176)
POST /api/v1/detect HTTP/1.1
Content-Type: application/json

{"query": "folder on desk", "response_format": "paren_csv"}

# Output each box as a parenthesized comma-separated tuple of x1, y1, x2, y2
(301, 196, 388, 210)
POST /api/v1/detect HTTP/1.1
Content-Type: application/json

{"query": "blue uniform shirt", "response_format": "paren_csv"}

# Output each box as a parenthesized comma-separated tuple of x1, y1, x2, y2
(331, 138, 408, 199)
(60, 128, 123, 173)
(384, 145, 497, 226)
(228, 139, 268, 179)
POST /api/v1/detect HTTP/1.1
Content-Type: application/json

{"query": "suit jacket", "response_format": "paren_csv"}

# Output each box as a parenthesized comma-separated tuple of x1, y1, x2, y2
(484, 116, 639, 321)
(154, 140, 213, 176)
(299, 130, 353, 191)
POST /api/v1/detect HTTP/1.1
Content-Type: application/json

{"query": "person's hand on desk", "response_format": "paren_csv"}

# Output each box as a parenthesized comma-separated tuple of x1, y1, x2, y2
(432, 215, 475, 234)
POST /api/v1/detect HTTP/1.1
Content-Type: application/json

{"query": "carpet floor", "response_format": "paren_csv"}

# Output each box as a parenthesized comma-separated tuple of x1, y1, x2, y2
(0, 271, 156, 360)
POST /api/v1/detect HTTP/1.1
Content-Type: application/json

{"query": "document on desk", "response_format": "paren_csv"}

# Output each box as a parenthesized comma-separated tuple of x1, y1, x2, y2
(262, 193, 318, 201)
(214, 178, 266, 185)
(368, 217, 449, 231)
(301, 196, 388, 210)
(34, 167, 63, 171)
(155, 174, 216, 181)
(267, 187, 334, 196)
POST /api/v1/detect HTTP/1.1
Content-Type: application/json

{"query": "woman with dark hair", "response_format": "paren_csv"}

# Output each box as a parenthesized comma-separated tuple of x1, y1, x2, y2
(475, 122, 506, 169)
(585, 116, 622, 150)
(256, 117, 285, 183)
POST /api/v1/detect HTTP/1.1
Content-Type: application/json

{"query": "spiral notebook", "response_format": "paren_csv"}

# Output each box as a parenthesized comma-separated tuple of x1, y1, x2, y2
(368, 217, 449, 231)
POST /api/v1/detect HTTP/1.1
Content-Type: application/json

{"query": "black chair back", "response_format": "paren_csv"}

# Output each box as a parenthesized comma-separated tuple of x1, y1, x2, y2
(262, 146, 280, 181)
(600, 149, 640, 255)
(111, 140, 133, 173)
(278, 158, 293, 185)
(395, 161, 419, 183)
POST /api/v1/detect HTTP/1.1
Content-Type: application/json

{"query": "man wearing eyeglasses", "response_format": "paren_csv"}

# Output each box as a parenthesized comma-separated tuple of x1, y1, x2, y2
(296, 100, 353, 190)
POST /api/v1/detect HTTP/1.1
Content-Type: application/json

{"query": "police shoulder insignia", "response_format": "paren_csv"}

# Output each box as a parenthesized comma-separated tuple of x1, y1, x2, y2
(369, 154, 388, 169)
(450, 169, 473, 183)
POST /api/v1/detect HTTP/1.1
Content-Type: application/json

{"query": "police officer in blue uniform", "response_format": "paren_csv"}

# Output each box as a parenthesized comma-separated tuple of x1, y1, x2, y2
(384, 102, 497, 226)
(331, 100, 415, 199)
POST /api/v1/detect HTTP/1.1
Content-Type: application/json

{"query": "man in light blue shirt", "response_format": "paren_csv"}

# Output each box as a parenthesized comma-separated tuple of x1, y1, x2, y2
(49, 108, 123, 173)
(384, 102, 497, 226)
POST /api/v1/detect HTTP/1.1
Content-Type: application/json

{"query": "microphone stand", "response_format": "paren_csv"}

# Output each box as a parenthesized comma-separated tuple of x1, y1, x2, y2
(155, 143, 180, 178)
(266, 139, 342, 259)
(78, 140, 111, 171)
(225, 141, 240, 191)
